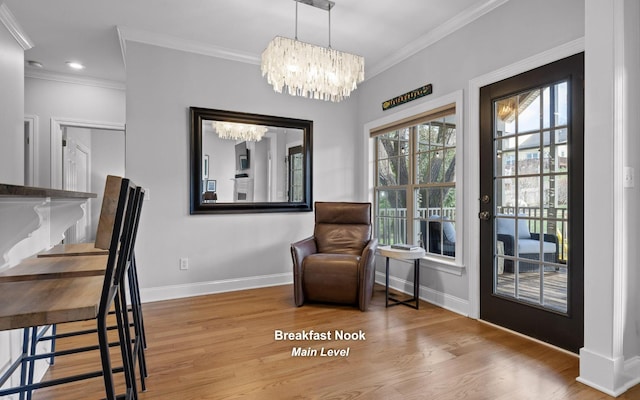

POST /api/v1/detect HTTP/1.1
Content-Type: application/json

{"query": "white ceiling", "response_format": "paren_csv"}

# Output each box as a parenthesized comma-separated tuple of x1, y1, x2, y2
(3, 0, 505, 84)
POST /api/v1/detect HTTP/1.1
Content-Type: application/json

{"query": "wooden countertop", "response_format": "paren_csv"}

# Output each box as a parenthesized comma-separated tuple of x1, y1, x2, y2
(0, 183, 96, 199)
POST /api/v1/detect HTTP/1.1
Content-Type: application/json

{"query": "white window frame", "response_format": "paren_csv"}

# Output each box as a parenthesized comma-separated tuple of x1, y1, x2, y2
(364, 90, 465, 276)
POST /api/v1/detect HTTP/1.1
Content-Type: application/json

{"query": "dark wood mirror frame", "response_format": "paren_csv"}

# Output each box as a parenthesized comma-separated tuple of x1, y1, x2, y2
(190, 107, 313, 214)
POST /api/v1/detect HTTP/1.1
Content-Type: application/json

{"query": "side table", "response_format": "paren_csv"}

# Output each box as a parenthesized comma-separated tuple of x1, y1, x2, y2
(378, 245, 426, 309)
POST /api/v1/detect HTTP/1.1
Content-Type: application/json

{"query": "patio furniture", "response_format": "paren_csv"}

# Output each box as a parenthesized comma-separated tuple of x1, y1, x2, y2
(496, 215, 558, 272)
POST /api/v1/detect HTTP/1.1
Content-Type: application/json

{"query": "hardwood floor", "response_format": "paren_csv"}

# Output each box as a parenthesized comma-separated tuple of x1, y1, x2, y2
(31, 284, 640, 399)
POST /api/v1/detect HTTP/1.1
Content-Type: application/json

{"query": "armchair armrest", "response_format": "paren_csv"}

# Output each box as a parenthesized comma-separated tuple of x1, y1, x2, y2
(357, 238, 378, 311)
(291, 236, 317, 307)
(497, 233, 515, 256)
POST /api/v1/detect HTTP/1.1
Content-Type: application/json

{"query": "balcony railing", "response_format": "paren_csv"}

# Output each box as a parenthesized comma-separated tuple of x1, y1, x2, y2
(376, 206, 568, 262)
(376, 207, 455, 246)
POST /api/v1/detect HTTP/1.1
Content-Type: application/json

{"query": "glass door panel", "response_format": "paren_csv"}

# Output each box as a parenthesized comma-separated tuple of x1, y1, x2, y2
(493, 82, 570, 314)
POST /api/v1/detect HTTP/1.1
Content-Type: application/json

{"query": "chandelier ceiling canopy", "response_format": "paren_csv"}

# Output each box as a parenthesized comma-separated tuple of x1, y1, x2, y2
(261, 0, 364, 102)
(212, 121, 268, 142)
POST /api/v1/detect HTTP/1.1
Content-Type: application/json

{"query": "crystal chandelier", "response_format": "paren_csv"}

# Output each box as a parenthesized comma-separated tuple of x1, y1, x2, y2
(261, 0, 364, 102)
(212, 121, 268, 142)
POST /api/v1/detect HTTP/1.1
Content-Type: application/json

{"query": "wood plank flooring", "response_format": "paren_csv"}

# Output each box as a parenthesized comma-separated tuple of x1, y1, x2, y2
(31, 284, 640, 399)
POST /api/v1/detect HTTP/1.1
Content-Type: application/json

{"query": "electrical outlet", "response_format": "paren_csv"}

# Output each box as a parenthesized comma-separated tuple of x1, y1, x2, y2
(179, 257, 189, 270)
(624, 167, 635, 188)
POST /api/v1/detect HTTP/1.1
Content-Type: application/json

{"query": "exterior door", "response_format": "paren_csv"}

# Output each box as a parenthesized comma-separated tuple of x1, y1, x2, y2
(479, 53, 584, 352)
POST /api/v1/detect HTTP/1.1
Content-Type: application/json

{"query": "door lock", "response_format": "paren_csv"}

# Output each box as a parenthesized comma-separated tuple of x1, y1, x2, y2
(481, 194, 491, 204)
(478, 211, 491, 221)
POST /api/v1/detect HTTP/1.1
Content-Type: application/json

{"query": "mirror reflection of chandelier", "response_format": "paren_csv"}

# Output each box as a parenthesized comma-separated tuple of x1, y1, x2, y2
(261, 0, 364, 102)
(212, 121, 268, 142)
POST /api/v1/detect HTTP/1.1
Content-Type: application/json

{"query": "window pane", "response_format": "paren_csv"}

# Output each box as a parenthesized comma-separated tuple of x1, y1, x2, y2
(496, 137, 515, 177)
(417, 125, 429, 152)
(376, 189, 407, 245)
(378, 135, 399, 158)
(377, 159, 390, 186)
(430, 152, 444, 182)
(517, 89, 541, 133)
(443, 115, 456, 146)
(398, 155, 409, 185)
(442, 148, 456, 183)
(415, 187, 455, 257)
(543, 129, 567, 174)
(495, 97, 516, 136)
(429, 123, 443, 146)
(517, 134, 540, 175)
(416, 152, 430, 184)
(555, 82, 568, 126)
(518, 177, 540, 208)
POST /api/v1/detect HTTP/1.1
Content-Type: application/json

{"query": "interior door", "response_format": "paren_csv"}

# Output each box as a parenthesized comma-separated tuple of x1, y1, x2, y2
(62, 134, 91, 243)
(479, 53, 584, 352)
(288, 145, 303, 202)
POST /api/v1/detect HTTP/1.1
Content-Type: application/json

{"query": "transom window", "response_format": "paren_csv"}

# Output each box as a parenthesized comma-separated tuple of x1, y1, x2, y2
(372, 105, 457, 258)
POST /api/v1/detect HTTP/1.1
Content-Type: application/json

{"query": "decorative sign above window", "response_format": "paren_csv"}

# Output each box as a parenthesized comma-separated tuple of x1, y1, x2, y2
(382, 84, 433, 111)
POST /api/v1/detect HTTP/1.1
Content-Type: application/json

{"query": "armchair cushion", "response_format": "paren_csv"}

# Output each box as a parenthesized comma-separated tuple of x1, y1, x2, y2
(302, 254, 360, 305)
(314, 202, 372, 255)
(315, 224, 371, 255)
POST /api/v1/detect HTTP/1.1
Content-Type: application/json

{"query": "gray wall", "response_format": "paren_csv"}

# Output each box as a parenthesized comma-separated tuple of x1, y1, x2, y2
(0, 16, 24, 185)
(357, 0, 585, 304)
(24, 77, 125, 188)
(124, 41, 361, 295)
(90, 129, 125, 241)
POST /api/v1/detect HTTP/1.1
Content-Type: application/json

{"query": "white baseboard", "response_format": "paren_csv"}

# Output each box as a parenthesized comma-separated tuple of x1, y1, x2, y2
(375, 271, 469, 316)
(140, 271, 469, 318)
(577, 347, 640, 397)
(140, 273, 293, 303)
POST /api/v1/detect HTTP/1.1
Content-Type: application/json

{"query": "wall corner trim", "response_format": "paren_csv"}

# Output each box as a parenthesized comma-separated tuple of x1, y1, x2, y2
(0, 3, 34, 50)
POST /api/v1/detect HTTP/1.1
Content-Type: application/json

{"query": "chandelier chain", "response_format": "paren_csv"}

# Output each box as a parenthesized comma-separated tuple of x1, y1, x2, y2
(328, 6, 331, 48)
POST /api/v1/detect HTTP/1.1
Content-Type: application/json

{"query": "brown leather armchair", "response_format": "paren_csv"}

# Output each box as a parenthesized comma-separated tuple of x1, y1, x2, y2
(291, 202, 378, 311)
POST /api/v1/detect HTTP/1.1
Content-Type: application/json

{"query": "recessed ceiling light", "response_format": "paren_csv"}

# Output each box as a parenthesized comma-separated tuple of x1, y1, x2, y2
(27, 60, 44, 68)
(66, 61, 85, 70)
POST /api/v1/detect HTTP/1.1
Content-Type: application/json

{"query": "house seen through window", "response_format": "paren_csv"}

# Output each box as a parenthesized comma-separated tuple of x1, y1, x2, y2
(373, 105, 457, 258)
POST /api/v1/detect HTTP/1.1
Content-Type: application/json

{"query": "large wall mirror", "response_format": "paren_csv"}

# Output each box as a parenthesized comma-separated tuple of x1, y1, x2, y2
(190, 107, 313, 214)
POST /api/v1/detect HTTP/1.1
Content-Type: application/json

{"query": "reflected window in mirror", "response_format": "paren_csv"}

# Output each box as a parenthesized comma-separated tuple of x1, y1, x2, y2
(190, 108, 313, 214)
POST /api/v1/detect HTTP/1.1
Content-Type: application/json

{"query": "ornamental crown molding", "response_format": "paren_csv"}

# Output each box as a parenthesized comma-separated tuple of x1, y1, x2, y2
(366, 0, 511, 79)
(116, 0, 510, 81)
(117, 25, 260, 66)
(0, 3, 34, 50)
(25, 69, 126, 91)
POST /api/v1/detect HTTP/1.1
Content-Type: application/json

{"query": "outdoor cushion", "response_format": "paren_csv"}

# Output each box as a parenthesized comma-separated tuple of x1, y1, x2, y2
(517, 238, 556, 255)
(442, 221, 456, 243)
(496, 215, 531, 239)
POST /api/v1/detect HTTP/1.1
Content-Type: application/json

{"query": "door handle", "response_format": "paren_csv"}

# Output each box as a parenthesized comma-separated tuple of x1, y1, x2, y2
(478, 211, 491, 221)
